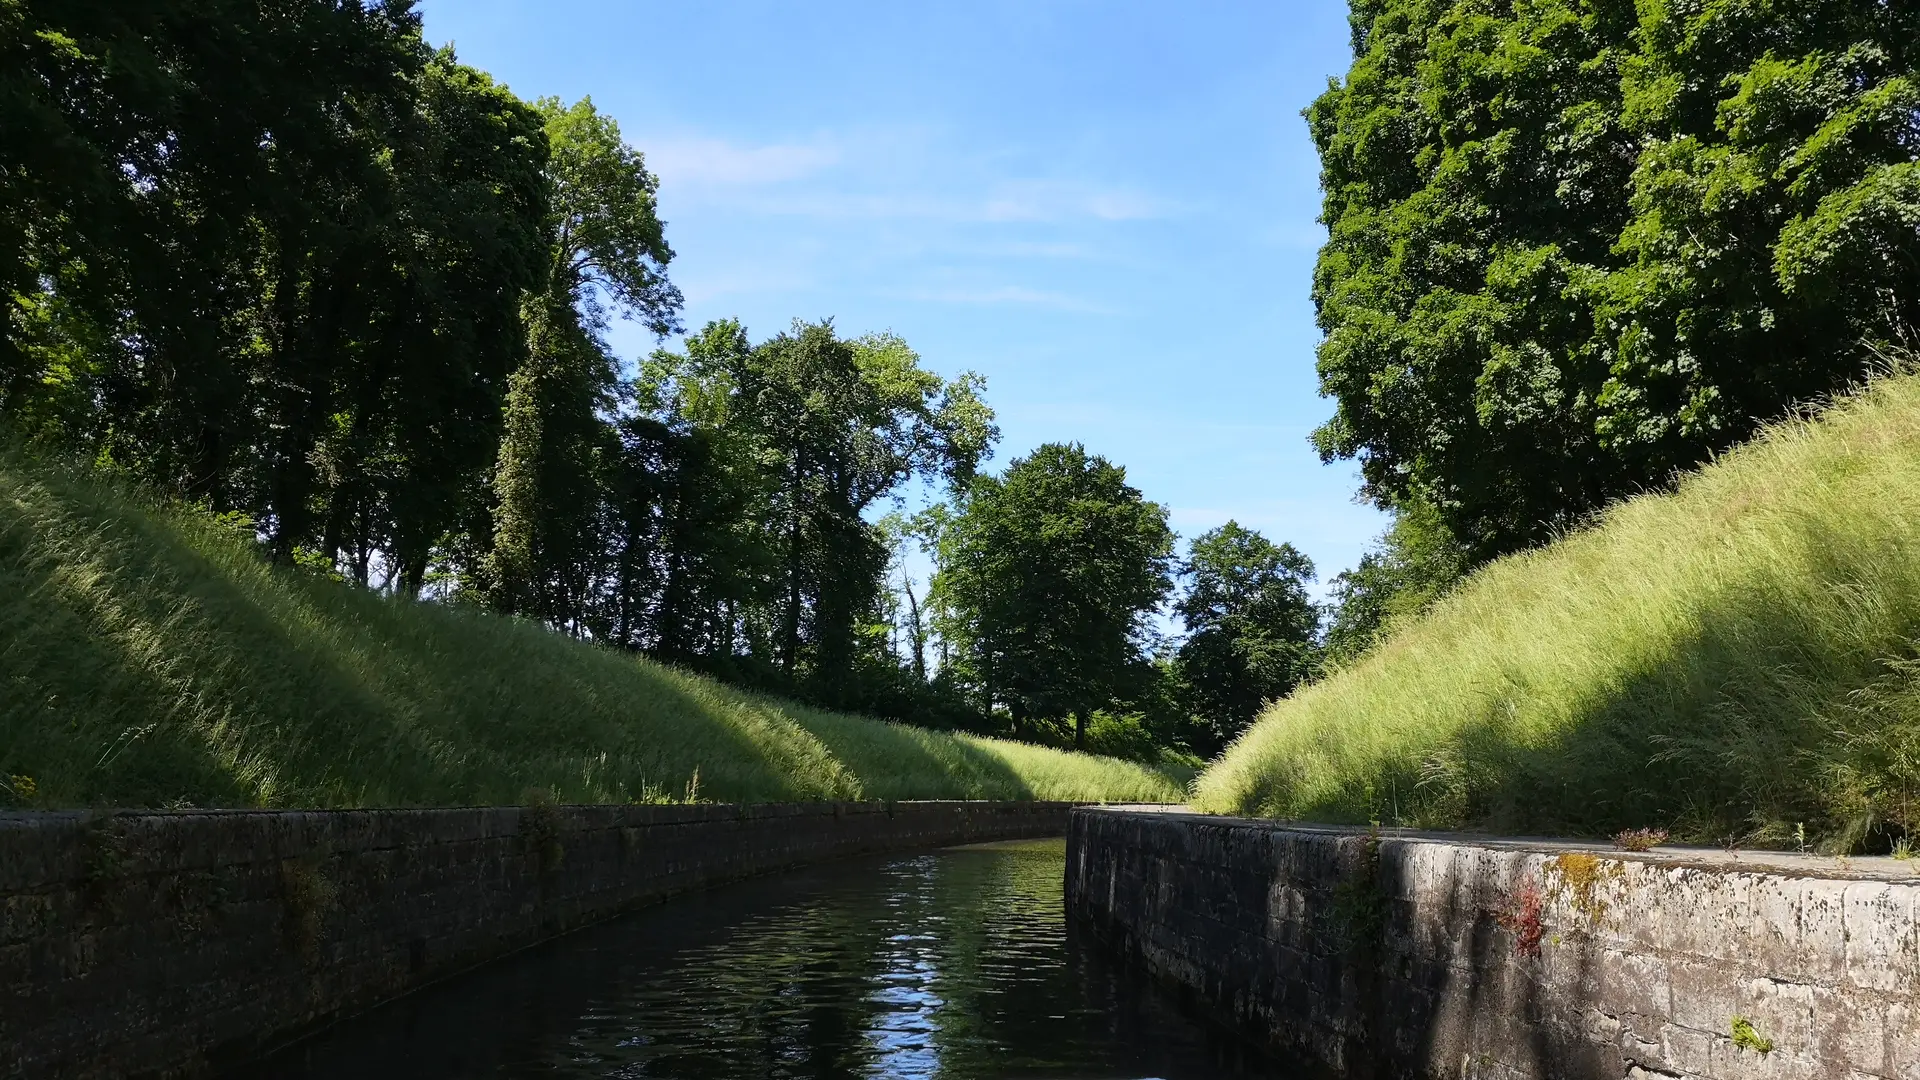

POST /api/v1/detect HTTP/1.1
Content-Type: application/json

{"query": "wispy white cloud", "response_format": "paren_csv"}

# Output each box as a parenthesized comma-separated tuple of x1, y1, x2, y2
(644, 131, 1175, 225)
(1002, 401, 1312, 440)
(1169, 501, 1384, 546)
(677, 265, 820, 305)
(888, 285, 1115, 314)
(969, 239, 1097, 259)
(646, 136, 840, 186)
(684, 187, 1168, 225)
(982, 179, 1171, 222)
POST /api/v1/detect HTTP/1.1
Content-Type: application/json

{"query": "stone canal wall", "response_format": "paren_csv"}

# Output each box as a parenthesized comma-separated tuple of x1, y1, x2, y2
(1068, 806, 1920, 1080)
(3, 800, 1071, 1079)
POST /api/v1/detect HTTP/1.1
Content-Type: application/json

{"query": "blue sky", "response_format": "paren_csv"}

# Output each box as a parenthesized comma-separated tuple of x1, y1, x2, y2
(419, 1, 1385, 592)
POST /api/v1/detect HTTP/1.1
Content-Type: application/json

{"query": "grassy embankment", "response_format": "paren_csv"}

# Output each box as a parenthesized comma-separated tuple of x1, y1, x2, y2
(1197, 372, 1920, 852)
(0, 451, 1180, 809)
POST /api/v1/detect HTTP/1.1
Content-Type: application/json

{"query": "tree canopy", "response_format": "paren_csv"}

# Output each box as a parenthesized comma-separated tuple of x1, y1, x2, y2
(642, 319, 996, 706)
(1311, 0, 1920, 559)
(1173, 522, 1320, 755)
(931, 443, 1175, 747)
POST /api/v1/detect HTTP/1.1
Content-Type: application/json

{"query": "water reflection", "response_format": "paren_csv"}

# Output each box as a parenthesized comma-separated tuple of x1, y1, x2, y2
(241, 838, 1290, 1079)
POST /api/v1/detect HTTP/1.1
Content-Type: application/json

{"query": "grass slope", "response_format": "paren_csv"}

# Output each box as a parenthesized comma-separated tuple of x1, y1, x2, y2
(1196, 373, 1920, 851)
(0, 452, 1180, 809)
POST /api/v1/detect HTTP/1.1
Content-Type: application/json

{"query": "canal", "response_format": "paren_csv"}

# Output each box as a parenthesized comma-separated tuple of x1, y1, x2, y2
(239, 838, 1292, 1079)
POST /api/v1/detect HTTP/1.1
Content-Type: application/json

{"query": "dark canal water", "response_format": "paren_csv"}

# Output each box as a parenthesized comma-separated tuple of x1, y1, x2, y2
(241, 838, 1292, 1079)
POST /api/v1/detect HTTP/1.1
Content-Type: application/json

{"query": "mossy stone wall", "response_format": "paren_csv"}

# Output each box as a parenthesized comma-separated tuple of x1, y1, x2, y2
(1068, 807, 1920, 1080)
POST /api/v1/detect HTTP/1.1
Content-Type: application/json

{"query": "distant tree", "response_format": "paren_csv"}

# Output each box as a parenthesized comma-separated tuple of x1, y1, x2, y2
(1310, 0, 1920, 560)
(1320, 498, 1469, 669)
(932, 443, 1175, 748)
(1173, 522, 1319, 755)
(644, 319, 996, 704)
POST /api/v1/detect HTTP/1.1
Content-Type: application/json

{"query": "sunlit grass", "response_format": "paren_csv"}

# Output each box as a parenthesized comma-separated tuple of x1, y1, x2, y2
(0, 452, 1179, 809)
(1195, 372, 1920, 851)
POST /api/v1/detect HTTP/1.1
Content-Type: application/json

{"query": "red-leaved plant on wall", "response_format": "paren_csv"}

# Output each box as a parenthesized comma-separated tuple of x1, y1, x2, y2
(1494, 875, 1545, 959)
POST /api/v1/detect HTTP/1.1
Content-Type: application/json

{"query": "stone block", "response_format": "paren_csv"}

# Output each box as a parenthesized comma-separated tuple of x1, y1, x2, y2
(1844, 881, 1918, 994)
(1807, 983, 1885, 1074)
(1799, 878, 1852, 985)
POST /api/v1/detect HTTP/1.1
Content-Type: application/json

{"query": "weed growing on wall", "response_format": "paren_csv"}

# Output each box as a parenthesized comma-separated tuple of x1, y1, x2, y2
(1325, 824, 1390, 953)
(1547, 852, 1621, 927)
(520, 789, 565, 874)
(1730, 1016, 1775, 1054)
(79, 812, 133, 913)
(1612, 828, 1667, 852)
(1494, 875, 1546, 959)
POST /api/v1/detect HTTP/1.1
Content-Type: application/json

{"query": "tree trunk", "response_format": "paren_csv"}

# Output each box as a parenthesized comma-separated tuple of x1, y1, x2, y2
(903, 576, 927, 682)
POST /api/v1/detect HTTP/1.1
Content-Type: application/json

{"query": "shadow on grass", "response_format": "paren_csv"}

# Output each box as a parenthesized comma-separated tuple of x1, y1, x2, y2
(1276, 501, 1920, 848)
(784, 704, 1038, 802)
(3, 463, 838, 807)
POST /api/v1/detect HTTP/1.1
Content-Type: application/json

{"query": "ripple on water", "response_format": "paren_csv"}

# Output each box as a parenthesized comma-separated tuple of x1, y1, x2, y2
(241, 837, 1296, 1079)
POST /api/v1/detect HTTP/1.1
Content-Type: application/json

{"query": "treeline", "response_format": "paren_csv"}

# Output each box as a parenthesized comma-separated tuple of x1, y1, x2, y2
(0, 1, 1324, 760)
(25, 1, 1900, 763)
(1310, 0, 1920, 651)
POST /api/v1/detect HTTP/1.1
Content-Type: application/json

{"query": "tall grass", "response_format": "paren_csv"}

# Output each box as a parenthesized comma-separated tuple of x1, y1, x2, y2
(0, 452, 1180, 809)
(1196, 373, 1920, 851)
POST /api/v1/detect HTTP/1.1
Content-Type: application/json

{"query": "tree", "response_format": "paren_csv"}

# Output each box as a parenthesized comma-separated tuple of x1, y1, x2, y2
(931, 442, 1175, 748)
(294, 50, 550, 593)
(1319, 497, 1469, 669)
(487, 95, 681, 619)
(1310, 0, 1920, 561)
(1173, 522, 1319, 755)
(1, 0, 426, 504)
(646, 319, 995, 704)
(0, 2, 560, 599)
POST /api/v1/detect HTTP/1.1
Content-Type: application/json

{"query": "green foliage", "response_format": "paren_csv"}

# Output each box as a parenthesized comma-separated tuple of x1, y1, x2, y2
(1311, 0, 1920, 559)
(1195, 372, 1920, 852)
(1730, 1016, 1775, 1055)
(1325, 823, 1390, 954)
(486, 95, 677, 619)
(1, 6, 550, 598)
(637, 319, 996, 711)
(0, 4, 1011, 737)
(931, 443, 1175, 747)
(533, 95, 680, 335)
(0, 449, 1180, 808)
(1320, 498, 1470, 669)
(1172, 522, 1320, 755)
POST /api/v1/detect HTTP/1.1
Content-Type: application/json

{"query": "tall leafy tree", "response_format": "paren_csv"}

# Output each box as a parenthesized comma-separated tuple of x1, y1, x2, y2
(488, 95, 682, 619)
(648, 319, 995, 704)
(1173, 522, 1319, 755)
(1311, 0, 1920, 559)
(1, 0, 426, 504)
(0, 1, 551, 596)
(932, 442, 1175, 747)
(304, 52, 550, 593)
